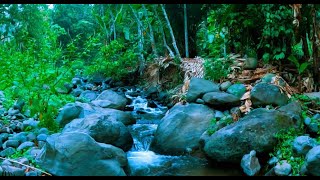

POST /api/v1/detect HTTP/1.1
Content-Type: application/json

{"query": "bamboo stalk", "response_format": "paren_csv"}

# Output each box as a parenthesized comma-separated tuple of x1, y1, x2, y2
(0, 157, 52, 176)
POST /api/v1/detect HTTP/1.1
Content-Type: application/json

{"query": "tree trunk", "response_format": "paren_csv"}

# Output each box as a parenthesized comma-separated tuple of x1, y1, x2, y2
(184, 4, 189, 58)
(113, 4, 124, 41)
(137, 21, 145, 75)
(161, 4, 181, 60)
(142, 4, 158, 58)
(109, 10, 116, 40)
(312, 5, 320, 87)
(153, 5, 174, 57)
(129, 5, 145, 75)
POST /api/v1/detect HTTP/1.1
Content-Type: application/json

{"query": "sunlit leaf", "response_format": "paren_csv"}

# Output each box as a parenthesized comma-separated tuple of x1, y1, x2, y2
(207, 34, 215, 43)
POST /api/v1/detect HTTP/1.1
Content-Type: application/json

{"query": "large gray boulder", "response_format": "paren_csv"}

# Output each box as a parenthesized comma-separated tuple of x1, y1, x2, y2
(36, 132, 128, 176)
(278, 101, 302, 128)
(79, 90, 97, 101)
(202, 92, 241, 109)
(250, 83, 288, 107)
(74, 102, 96, 118)
(75, 102, 135, 125)
(55, 103, 83, 127)
(151, 103, 215, 155)
(186, 77, 219, 102)
(261, 73, 286, 87)
(62, 113, 133, 151)
(304, 145, 320, 176)
(203, 108, 298, 163)
(95, 90, 127, 110)
(98, 108, 135, 126)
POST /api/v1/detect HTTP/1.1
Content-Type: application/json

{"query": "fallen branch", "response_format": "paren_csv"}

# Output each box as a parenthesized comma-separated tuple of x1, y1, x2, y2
(0, 157, 52, 176)
(309, 108, 320, 113)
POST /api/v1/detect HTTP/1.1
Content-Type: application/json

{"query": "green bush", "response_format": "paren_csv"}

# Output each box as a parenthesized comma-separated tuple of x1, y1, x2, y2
(204, 57, 233, 82)
(270, 128, 305, 176)
(84, 40, 139, 81)
(0, 24, 75, 132)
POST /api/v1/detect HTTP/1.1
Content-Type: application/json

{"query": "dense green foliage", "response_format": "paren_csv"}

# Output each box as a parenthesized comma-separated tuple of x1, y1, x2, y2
(84, 40, 139, 81)
(271, 128, 305, 176)
(268, 94, 320, 176)
(0, 5, 77, 131)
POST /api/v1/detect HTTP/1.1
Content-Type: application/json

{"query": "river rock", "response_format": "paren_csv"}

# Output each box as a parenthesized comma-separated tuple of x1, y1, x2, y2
(274, 160, 291, 176)
(22, 118, 39, 129)
(55, 103, 83, 127)
(36, 132, 128, 176)
(0, 147, 15, 157)
(1, 166, 25, 176)
(203, 108, 299, 163)
(268, 156, 279, 166)
(186, 77, 220, 102)
(17, 141, 35, 151)
(304, 145, 320, 176)
(151, 103, 215, 155)
(243, 57, 257, 70)
(240, 150, 261, 176)
(95, 90, 127, 110)
(79, 90, 97, 101)
(72, 77, 82, 86)
(251, 82, 288, 107)
(62, 113, 133, 151)
(71, 88, 83, 97)
(202, 92, 241, 109)
(220, 81, 232, 91)
(91, 99, 122, 109)
(2, 140, 20, 149)
(226, 83, 246, 98)
(278, 101, 302, 128)
(75, 102, 135, 125)
(293, 136, 318, 156)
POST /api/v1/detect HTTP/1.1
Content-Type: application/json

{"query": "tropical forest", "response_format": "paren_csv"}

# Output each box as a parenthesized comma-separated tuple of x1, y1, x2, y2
(1, 4, 320, 176)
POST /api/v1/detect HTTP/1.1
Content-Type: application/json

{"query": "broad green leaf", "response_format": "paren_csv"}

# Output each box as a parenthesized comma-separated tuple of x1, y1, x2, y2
(288, 54, 300, 68)
(263, 53, 270, 62)
(279, 52, 285, 59)
(299, 62, 309, 74)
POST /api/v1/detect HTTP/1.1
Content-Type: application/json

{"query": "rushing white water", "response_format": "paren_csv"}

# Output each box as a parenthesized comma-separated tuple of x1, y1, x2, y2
(125, 87, 242, 176)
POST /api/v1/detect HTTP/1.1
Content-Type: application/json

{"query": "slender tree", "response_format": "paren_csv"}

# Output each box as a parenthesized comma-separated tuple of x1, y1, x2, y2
(152, 5, 174, 57)
(129, 5, 145, 75)
(161, 4, 181, 60)
(184, 4, 189, 58)
(142, 4, 158, 58)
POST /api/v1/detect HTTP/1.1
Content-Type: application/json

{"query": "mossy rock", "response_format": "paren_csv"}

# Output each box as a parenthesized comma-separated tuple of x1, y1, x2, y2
(243, 58, 257, 70)
(226, 83, 246, 98)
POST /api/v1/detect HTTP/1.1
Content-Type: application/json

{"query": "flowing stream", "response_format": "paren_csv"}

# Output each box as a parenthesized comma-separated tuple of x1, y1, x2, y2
(124, 88, 242, 176)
